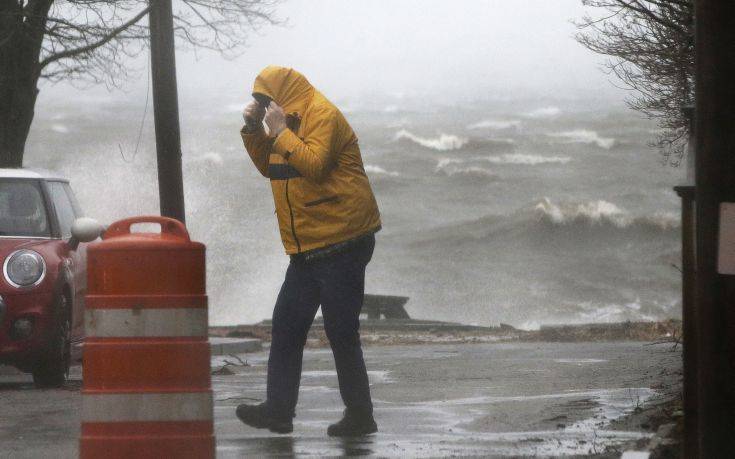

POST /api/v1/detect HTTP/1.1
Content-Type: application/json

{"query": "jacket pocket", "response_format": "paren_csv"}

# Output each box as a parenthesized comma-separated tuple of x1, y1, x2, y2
(304, 195, 339, 207)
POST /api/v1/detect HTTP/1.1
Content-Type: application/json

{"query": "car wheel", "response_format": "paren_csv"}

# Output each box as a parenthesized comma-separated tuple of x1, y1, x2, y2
(32, 294, 71, 388)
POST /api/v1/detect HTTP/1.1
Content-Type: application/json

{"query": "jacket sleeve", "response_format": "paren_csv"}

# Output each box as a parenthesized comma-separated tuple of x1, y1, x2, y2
(240, 125, 272, 178)
(271, 112, 338, 183)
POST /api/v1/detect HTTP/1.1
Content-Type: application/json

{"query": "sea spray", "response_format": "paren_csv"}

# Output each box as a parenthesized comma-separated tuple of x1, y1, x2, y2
(25, 99, 682, 328)
(548, 130, 616, 149)
(395, 129, 467, 151)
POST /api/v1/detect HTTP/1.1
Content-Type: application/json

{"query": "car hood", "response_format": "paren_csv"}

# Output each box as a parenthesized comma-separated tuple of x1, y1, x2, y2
(0, 238, 52, 258)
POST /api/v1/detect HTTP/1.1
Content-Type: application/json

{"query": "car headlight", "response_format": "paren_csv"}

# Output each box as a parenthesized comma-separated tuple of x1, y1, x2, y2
(3, 250, 46, 288)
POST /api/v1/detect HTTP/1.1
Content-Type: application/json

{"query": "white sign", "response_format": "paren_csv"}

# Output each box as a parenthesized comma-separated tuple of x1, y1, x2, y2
(718, 203, 735, 275)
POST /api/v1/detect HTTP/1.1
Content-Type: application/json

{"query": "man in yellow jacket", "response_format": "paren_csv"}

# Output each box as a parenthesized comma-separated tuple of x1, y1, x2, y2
(236, 66, 381, 437)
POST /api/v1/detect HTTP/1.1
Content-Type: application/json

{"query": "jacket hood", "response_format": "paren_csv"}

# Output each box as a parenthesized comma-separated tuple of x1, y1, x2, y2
(252, 66, 314, 115)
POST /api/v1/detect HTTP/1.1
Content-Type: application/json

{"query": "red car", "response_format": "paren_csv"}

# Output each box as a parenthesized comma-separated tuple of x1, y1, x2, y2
(0, 169, 102, 387)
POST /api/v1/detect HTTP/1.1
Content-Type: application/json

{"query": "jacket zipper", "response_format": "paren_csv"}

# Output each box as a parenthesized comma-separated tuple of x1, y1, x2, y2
(285, 178, 301, 252)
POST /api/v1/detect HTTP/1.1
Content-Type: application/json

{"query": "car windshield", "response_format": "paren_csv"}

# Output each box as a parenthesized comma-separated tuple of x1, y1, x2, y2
(0, 180, 51, 237)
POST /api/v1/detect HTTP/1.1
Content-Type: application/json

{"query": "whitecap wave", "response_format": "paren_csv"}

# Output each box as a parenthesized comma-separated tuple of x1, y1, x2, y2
(533, 197, 679, 230)
(439, 166, 497, 178)
(436, 158, 463, 169)
(435, 158, 496, 179)
(549, 130, 616, 149)
(484, 153, 571, 165)
(436, 154, 570, 169)
(535, 198, 626, 226)
(364, 164, 400, 177)
(467, 119, 522, 130)
(395, 129, 467, 151)
(526, 106, 561, 118)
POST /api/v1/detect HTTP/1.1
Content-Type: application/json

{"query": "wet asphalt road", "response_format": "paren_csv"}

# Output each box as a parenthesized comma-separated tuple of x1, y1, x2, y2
(0, 342, 680, 458)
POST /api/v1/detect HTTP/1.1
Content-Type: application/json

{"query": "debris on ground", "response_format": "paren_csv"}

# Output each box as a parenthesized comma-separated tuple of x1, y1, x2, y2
(211, 354, 250, 375)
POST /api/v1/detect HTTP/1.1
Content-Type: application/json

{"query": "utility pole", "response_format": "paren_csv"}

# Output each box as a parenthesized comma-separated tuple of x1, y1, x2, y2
(694, 0, 735, 455)
(149, 0, 186, 224)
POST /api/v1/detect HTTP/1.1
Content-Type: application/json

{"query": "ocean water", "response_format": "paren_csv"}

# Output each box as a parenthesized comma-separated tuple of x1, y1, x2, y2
(26, 97, 683, 328)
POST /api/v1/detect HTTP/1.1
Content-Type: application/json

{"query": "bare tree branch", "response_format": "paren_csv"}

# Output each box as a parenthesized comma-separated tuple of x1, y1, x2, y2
(0, 0, 283, 167)
(576, 0, 694, 165)
(39, 5, 150, 69)
(2, 0, 282, 86)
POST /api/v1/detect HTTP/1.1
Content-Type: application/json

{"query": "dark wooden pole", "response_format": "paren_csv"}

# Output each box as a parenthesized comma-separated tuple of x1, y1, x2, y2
(694, 0, 735, 454)
(149, 0, 186, 223)
(674, 184, 697, 458)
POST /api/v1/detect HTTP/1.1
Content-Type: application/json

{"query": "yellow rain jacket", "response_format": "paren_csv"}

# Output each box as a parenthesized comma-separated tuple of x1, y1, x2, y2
(241, 66, 381, 254)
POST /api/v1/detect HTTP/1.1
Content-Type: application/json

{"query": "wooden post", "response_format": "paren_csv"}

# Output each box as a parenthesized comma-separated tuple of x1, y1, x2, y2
(694, 0, 735, 454)
(149, 0, 186, 224)
(675, 184, 697, 458)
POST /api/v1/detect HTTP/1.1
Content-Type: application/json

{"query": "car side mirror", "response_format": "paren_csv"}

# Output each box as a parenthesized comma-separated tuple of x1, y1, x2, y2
(69, 217, 103, 250)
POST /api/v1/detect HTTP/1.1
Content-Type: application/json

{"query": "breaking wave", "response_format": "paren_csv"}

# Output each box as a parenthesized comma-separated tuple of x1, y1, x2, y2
(467, 119, 522, 130)
(549, 130, 616, 149)
(395, 129, 467, 151)
(533, 197, 679, 231)
(435, 158, 496, 179)
(484, 153, 571, 165)
(409, 198, 679, 268)
(408, 197, 679, 270)
(434, 154, 570, 174)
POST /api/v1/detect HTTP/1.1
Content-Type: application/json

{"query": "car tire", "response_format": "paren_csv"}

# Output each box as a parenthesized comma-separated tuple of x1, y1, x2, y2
(32, 294, 71, 388)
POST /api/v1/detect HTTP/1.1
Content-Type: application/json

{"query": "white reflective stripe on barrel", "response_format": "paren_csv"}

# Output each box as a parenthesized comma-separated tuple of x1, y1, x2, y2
(85, 308, 208, 337)
(82, 392, 213, 422)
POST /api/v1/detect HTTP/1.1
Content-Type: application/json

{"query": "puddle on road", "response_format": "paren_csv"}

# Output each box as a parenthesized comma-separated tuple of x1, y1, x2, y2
(213, 345, 667, 457)
(554, 358, 609, 364)
(369, 387, 655, 456)
(301, 369, 393, 384)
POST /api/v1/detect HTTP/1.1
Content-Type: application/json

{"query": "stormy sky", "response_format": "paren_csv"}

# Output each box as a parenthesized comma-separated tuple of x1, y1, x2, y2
(40, 0, 626, 108)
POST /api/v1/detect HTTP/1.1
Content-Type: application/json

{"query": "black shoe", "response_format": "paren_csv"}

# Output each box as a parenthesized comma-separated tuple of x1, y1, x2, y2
(236, 402, 293, 434)
(327, 409, 378, 437)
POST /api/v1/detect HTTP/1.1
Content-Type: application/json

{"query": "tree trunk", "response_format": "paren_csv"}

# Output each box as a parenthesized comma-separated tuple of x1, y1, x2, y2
(0, 75, 39, 169)
(0, 0, 49, 169)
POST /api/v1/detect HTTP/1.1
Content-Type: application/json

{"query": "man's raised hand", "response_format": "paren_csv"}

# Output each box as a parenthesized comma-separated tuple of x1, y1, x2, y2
(264, 101, 287, 138)
(243, 100, 265, 131)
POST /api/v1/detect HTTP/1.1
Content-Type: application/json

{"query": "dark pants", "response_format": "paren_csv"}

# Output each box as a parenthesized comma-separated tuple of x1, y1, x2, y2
(266, 234, 375, 419)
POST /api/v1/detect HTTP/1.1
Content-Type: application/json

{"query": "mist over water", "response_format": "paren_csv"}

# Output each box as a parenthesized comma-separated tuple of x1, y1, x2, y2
(24, 95, 683, 327)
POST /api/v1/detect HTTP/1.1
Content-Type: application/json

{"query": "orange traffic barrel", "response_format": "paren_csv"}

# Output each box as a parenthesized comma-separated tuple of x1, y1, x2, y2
(80, 216, 214, 459)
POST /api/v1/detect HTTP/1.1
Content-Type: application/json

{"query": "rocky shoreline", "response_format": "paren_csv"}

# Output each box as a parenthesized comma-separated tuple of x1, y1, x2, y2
(210, 319, 682, 347)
